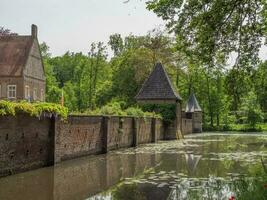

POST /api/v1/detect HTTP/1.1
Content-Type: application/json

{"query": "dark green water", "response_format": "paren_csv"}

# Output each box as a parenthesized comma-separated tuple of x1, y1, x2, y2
(0, 133, 267, 200)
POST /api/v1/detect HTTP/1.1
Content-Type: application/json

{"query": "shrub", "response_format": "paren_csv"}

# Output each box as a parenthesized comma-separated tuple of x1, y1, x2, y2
(0, 100, 68, 119)
(141, 104, 176, 123)
(73, 101, 162, 118)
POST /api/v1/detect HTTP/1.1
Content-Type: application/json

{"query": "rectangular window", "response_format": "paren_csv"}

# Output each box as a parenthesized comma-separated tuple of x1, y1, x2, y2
(7, 85, 16, 99)
(25, 85, 30, 99)
(33, 88, 37, 101)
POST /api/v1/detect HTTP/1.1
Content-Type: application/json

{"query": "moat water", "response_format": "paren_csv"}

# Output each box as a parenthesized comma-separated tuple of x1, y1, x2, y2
(0, 133, 267, 200)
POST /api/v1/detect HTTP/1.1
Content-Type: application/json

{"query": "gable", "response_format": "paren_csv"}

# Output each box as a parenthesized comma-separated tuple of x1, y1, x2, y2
(0, 36, 33, 76)
(24, 38, 45, 80)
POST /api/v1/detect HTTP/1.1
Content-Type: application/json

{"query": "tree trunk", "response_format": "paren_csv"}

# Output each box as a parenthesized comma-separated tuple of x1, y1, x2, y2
(206, 75, 213, 127)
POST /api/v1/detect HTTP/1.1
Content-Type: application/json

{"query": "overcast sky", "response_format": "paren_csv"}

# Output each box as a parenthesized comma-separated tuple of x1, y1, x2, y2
(1, 0, 266, 60)
(1, 0, 163, 56)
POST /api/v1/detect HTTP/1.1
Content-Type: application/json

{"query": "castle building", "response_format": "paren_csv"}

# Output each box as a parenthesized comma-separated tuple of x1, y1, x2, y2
(185, 92, 202, 133)
(136, 62, 202, 137)
(135, 62, 183, 139)
(0, 24, 45, 101)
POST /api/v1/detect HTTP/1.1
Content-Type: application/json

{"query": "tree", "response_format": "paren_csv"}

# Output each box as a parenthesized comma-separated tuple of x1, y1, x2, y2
(87, 42, 108, 109)
(108, 34, 124, 56)
(240, 91, 263, 129)
(146, 0, 267, 68)
(253, 61, 267, 112)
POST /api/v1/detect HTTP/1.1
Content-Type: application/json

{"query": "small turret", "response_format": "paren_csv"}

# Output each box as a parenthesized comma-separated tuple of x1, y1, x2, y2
(185, 93, 202, 133)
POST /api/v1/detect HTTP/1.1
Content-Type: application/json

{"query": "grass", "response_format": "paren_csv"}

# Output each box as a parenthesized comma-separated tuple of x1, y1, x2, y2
(203, 123, 267, 132)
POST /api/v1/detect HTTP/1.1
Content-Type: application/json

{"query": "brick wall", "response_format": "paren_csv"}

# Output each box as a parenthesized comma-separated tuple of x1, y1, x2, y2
(54, 115, 164, 163)
(138, 118, 152, 144)
(107, 117, 134, 150)
(0, 114, 165, 177)
(54, 115, 103, 163)
(0, 115, 54, 177)
(192, 112, 202, 133)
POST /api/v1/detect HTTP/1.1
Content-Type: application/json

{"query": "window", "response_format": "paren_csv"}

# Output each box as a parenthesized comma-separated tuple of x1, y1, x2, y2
(25, 85, 30, 99)
(33, 88, 37, 101)
(7, 85, 16, 99)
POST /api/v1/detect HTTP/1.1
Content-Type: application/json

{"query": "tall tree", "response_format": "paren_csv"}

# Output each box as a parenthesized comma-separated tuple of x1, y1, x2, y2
(146, 0, 267, 68)
(108, 34, 124, 56)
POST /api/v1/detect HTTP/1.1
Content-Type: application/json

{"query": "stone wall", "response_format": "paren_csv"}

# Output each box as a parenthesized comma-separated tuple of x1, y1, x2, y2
(107, 117, 134, 151)
(54, 115, 164, 163)
(0, 115, 54, 177)
(0, 113, 189, 178)
(192, 112, 202, 133)
(54, 116, 104, 163)
(181, 118, 193, 135)
(138, 118, 152, 144)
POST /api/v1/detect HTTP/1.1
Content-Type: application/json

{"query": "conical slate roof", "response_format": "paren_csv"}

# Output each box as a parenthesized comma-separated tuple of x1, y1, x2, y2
(185, 93, 202, 112)
(135, 63, 182, 102)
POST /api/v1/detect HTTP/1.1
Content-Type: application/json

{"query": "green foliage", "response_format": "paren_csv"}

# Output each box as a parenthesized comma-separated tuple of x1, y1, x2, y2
(0, 101, 15, 116)
(0, 101, 68, 119)
(145, 0, 267, 130)
(147, 0, 266, 68)
(41, 32, 267, 131)
(142, 104, 176, 123)
(240, 91, 264, 129)
(73, 101, 161, 118)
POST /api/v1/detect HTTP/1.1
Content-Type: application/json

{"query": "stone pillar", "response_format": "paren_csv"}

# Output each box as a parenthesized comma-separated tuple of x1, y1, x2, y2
(102, 116, 109, 154)
(132, 118, 139, 147)
(54, 117, 61, 164)
(48, 115, 55, 165)
(151, 118, 157, 143)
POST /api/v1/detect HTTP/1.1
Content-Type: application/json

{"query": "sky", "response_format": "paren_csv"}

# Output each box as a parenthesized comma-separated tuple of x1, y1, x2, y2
(0, 0, 266, 60)
(0, 0, 164, 56)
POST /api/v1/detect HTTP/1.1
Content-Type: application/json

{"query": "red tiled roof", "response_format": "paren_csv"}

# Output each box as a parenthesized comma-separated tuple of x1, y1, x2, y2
(0, 36, 33, 76)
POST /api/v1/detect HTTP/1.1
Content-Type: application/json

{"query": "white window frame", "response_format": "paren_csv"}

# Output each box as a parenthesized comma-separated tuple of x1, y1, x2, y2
(7, 85, 16, 99)
(25, 85, 30, 99)
(33, 88, 37, 101)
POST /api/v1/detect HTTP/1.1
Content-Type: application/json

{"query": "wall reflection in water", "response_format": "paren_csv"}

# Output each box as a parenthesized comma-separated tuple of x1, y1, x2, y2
(0, 134, 266, 200)
(0, 152, 160, 200)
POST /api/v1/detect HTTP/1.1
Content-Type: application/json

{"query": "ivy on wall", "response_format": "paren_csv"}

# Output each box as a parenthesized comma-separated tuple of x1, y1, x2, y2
(0, 100, 68, 119)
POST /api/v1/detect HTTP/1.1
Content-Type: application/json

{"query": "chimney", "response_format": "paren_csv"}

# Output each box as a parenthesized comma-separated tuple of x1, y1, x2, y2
(31, 24, 38, 38)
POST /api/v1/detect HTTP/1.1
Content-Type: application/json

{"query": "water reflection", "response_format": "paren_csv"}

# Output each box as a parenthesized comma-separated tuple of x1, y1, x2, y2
(184, 154, 201, 174)
(0, 133, 266, 200)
